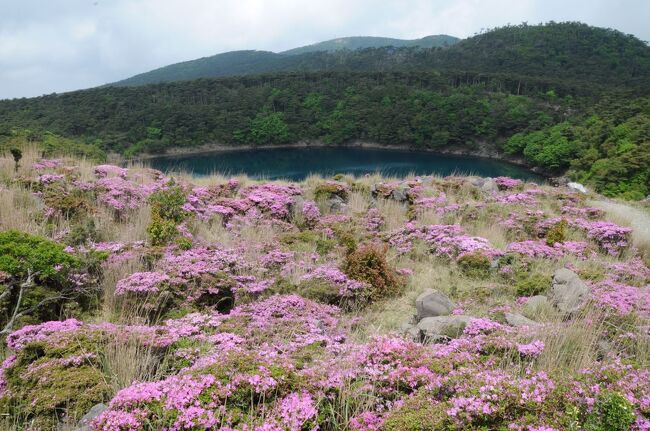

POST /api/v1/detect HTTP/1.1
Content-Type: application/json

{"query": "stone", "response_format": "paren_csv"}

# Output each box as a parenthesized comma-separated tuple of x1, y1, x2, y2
(480, 178, 498, 193)
(400, 322, 421, 342)
(417, 315, 473, 341)
(549, 268, 590, 314)
(327, 195, 346, 213)
(74, 403, 107, 431)
(415, 289, 455, 321)
(504, 312, 539, 328)
(567, 182, 588, 194)
(390, 185, 410, 202)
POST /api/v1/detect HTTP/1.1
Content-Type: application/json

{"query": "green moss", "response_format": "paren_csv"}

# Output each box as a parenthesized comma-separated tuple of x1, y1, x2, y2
(314, 182, 348, 201)
(585, 391, 635, 431)
(457, 252, 492, 278)
(515, 272, 551, 297)
(382, 392, 448, 431)
(3, 334, 111, 429)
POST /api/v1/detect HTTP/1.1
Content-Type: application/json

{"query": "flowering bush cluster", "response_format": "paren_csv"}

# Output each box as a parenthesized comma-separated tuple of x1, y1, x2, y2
(2, 166, 649, 431)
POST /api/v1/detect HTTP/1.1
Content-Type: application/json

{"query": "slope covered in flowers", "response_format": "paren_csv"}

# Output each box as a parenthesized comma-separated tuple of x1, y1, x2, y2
(0, 152, 648, 431)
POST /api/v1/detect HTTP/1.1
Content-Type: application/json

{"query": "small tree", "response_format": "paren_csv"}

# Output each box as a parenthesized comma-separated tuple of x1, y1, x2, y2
(0, 230, 95, 334)
(9, 148, 22, 172)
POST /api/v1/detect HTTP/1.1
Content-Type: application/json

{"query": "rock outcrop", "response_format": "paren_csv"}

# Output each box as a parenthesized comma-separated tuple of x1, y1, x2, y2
(549, 268, 590, 314)
(415, 289, 455, 321)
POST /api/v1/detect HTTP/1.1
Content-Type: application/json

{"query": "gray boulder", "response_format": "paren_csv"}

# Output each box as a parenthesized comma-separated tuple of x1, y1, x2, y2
(470, 177, 497, 192)
(549, 268, 590, 314)
(481, 178, 498, 193)
(415, 289, 455, 321)
(504, 312, 539, 328)
(390, 185, 410, 202)
(74, 403, 107, 431)
(400, 322, 421, 342)
(326, 195, 346, 213)
(567, 182, 588, 194)
(417, 315, 473, 341)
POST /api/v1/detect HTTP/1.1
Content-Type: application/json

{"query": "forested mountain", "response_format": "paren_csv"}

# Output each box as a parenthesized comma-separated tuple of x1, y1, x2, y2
(111, 35, 459, 87)
(110, 22, 649, 89)
(281, 34, 459, 55)
(1, 22, 649, 198)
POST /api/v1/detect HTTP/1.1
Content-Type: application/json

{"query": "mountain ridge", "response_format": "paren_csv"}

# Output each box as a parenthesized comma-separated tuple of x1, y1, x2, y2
(109, 34, 459, 87)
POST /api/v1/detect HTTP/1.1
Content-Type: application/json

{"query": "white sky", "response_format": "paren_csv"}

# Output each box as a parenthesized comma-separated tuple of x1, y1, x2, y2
(0, 0, 648, 99)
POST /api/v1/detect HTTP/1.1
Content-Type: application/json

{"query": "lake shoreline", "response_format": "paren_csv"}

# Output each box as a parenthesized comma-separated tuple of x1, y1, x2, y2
(132, 141, 549, 177)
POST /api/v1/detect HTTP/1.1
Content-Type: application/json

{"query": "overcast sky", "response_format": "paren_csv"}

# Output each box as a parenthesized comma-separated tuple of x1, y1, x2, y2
(1, 0, 648, 99)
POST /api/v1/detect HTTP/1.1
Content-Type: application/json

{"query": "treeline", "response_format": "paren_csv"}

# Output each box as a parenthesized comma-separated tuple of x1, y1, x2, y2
(0, 71, 569, 156)
(110, 22, 650, 92)
(504, 97, 650, 200)
(0, 22, 649, 199)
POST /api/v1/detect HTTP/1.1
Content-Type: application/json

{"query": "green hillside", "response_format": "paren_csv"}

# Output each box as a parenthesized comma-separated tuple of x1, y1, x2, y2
(111, 35, 458, 87)
(281, 34, 459, 55)
(2, 22, 649, 198)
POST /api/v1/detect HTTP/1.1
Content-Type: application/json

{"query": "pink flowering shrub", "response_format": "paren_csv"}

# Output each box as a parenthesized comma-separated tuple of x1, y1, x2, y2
(385, 222, 501, 260)
(94, 164, 128, 179)
(301, 200, 321, 227)
(114, 271, 170, 295)
(5, 165, 650, 430)
(494, 176, 523, 190)
(32, 158, 62, 170)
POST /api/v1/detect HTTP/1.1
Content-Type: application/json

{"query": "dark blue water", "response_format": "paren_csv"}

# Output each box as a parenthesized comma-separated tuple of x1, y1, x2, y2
(149, 147, 543, 182)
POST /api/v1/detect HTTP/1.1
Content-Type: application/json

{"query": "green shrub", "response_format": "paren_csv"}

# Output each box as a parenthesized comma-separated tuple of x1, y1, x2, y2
(1, 334, 112, 429)
(545, 219, 568, 245)
(0, 231, 97, 332)
(515, 272, 551, 297)
(148, 183, 188, 224)
(146, 183, 190, 246)
(66, 218, 99, 246)
(147, 211, 179, 246)
(585, 391, 635, 431)
(457, 252, 492, 278)
(343, 243, 401, 302)
(314, 182, 348, 201)
(382, 392, 447, 431)
(10, 147, 22, 171)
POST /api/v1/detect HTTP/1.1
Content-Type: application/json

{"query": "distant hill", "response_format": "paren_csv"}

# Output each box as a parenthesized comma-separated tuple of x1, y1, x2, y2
(280, 34, 458, 55)
(2, 22, 650, 198)
(109, 23, 649, 89)
(110, 34, 459, 87)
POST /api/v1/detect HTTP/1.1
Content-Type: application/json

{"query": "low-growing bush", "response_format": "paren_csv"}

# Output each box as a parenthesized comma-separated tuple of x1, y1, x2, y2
(343, 243, 401, 301)
(545, 218, 568, 245)
(515, 272, 551, 297)
(314, 181, 349, 201)
(0, 231, 98, 333)
(457, 252, 492, 278)
(146, 183, 190, 246)
(585, 391, 636, 431)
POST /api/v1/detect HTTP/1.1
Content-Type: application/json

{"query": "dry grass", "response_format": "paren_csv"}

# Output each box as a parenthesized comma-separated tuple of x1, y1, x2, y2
(99, 337, 166, 394)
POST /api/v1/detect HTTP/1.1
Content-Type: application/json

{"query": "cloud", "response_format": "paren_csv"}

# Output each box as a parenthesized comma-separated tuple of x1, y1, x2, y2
(0, 0, 648, 99)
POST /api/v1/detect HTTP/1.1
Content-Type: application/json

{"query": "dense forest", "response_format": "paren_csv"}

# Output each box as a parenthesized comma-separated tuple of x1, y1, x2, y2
(114, 35, 460, 86)
(1, 22, 649, 199)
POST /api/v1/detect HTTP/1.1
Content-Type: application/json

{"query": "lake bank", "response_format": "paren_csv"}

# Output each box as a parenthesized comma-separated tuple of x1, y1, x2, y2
(134, 140, 547, 177)
(147, 146, 545, 182)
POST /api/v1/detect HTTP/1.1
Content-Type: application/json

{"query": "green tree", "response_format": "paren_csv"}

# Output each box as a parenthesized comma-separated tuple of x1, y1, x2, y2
(250, 111, 290, 145)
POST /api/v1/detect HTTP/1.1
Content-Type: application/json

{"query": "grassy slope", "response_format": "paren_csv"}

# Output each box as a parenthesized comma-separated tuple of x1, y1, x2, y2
(0, 149, 648, 429)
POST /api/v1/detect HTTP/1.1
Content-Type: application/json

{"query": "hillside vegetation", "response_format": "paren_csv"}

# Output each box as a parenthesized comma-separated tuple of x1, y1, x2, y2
(1, 22, 649, 199)
(281, 34, 459, 55)
(0, 150, 648, 430)
(113, 34, 460, 87)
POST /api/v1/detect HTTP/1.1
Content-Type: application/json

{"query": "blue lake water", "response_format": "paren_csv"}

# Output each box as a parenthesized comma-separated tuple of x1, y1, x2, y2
(149, 147, 543, 182)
